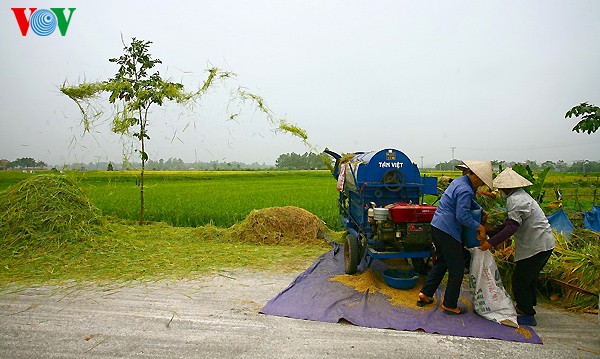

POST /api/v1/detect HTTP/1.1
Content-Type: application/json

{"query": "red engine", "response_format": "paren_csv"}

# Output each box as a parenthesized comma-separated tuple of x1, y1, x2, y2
(389, 202, 437, 223)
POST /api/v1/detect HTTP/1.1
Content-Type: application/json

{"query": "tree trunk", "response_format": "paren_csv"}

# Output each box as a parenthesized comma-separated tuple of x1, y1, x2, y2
(139, 127, 145, 225)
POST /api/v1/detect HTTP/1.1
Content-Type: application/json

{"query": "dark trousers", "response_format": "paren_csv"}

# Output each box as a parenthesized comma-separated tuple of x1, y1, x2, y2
(421, 227, 465, 309)
(512, 249, 553, 316)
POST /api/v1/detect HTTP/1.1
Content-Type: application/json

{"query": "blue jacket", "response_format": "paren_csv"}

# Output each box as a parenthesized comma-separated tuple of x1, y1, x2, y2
(431, 175, 482, 242)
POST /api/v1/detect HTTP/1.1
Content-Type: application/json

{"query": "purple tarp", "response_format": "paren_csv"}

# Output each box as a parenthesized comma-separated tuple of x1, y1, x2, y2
(261, 244, 541, 344)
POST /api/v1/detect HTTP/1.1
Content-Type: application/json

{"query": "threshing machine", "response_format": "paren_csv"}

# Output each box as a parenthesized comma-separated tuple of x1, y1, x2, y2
(324, 148, 439, 275)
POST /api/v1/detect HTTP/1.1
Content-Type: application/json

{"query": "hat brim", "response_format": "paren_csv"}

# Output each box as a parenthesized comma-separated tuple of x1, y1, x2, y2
(462, 160, 493, 189)
(493, 168, 532, 189)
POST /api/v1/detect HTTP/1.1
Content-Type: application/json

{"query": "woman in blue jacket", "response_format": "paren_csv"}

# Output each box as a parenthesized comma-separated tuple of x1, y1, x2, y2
(417, 160, 492, 315)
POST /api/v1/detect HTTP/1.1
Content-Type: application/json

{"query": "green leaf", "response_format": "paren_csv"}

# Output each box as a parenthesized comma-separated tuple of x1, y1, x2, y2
(566, 102, 600, 134)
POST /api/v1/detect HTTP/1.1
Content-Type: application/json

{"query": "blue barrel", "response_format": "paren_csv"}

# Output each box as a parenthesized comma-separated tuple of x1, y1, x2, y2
(462, 209, 482, 248)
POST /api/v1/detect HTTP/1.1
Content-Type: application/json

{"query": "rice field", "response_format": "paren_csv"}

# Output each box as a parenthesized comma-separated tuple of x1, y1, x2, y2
(424, 170, 600, 213)
(0, 169, 598, 229)
(0, 170, 341, 229)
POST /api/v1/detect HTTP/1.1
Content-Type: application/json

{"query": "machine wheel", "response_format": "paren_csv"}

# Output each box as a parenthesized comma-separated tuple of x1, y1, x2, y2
(411, 257, 431, 275)
(382, 169, 406, 192)
(344, 233, 361, 274)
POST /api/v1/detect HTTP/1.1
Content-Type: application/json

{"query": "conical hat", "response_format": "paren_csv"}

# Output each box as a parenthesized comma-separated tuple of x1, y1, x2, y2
(463, 160, 493, 189)
(493, 167, 532, 189)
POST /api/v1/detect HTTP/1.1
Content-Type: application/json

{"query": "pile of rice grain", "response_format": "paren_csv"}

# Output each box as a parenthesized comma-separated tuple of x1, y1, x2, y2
(330, 269, 426, 309)
(0, 174, 104, 249)
(231, 206, 326, 245)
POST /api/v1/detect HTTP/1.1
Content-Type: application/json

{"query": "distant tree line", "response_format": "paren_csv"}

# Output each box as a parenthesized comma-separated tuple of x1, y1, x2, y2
(275, 152, 328, 170)
(1, 155, 599, 172)
(78, 158, 275, 171)
(0, 157, 47, 170)
(146, 158, 274, 171)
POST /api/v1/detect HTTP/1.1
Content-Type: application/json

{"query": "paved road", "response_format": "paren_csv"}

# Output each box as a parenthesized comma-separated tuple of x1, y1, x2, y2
(1, 270, 598, 358)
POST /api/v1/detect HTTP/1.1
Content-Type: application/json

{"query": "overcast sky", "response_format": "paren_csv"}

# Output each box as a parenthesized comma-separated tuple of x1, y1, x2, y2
(1, 1, 599, 167)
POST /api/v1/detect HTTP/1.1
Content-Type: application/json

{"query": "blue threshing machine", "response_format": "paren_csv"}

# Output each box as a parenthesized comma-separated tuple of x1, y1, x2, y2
(324, 148, 439, 275)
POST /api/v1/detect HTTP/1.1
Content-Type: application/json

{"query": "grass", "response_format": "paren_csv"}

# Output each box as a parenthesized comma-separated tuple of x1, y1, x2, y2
(0, 219, 333, 287)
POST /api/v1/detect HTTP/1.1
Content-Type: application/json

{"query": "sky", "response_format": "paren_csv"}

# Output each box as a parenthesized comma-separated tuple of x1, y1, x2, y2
(1, 1, 599, 168)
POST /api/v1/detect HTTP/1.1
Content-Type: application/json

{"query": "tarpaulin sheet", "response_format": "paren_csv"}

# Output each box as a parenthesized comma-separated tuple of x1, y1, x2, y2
(584, 205, 600, 232)
(261, 244, 541, 344)
(547, 208, 576, 236)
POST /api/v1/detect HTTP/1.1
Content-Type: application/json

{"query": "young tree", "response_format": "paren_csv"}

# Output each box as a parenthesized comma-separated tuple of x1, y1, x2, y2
(565, 102, 600, 134)
(61, 38, 235, 224)
(61, 37, 312, 224)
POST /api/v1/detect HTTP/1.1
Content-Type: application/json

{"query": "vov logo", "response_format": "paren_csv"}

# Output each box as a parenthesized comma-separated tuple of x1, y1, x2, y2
(11, 8, 76, 36)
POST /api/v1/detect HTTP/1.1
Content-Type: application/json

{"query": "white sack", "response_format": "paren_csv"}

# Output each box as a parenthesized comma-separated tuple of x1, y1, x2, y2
(468, 247, 519, 328)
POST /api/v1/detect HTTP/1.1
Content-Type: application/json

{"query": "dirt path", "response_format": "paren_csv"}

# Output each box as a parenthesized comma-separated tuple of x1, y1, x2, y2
(0, 270, 598, 358)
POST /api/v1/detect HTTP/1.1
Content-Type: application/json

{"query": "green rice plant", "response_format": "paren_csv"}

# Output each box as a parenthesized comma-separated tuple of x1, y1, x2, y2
(0, 171, 37, 191)
(543, 172, 599, 210)
(79, 170, 341, 229)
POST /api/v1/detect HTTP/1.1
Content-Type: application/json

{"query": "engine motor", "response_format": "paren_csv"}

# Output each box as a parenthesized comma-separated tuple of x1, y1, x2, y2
(325, 148, 438, 274)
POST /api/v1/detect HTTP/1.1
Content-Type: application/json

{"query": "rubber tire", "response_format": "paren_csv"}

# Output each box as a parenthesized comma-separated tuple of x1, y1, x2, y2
(344, 233, 360, 275)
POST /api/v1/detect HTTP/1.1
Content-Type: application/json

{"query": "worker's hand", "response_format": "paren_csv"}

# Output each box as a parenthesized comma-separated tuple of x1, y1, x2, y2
(481, 210, 488, 225)
(476, 225, 486, 241)
(480, 241, 493, 251)
(479, 235, 487, 246)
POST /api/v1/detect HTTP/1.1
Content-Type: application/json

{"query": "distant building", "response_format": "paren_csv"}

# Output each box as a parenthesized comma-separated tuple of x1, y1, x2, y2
(0, 159, 9, 170)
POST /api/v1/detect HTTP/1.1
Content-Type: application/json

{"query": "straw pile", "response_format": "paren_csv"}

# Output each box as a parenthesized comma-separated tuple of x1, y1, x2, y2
(231, 206, 326, 245)
(0, 174, 105, 249)
(545, 229, 599, 312)
(493, 228, 599, 313)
